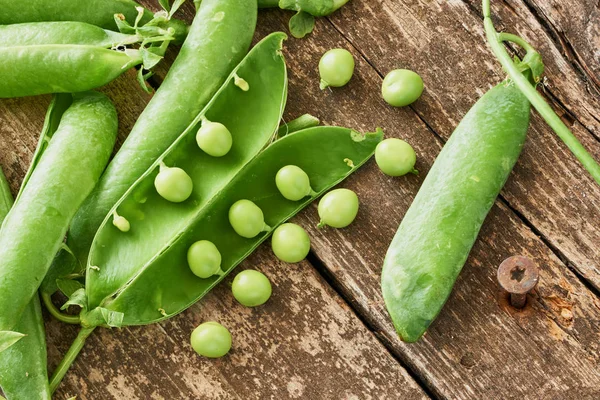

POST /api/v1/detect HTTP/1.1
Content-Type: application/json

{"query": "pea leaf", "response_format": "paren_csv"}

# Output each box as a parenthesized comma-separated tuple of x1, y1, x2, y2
(0, 331, 25, 353)
(140, 47, 164, 70)
(56, 279, 84, 298)
(60, 288, 87, 311)
(114, 14, 135, 34)
(289, 11, 315, 38)
(169, 0, 187, 18)
(158, 0, 171, 12)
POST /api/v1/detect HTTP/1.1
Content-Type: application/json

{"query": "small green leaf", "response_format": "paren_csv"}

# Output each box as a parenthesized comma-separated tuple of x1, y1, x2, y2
(56, 279, 84, 298)
(61, 288, 87, 310)
(134, 6, 145, 28)
(140, 48, 164, 70)
(136, 68, 153, 94)
(169, 0, 187, 18)
(158, 0, 171, 12)
(114, 14, 135, 34)
(100, 308, 124, 328)
(289, 11, 315, 39)
(0, 331, 25, 353)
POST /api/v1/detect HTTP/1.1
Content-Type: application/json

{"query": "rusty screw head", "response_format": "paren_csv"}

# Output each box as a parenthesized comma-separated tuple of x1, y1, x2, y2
(497, 256, 539, 308)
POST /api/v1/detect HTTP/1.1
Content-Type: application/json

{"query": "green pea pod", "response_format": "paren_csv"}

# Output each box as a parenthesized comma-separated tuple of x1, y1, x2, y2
(0, 46, 142, 98)
(88, 126, 382, 324)
(0, 0, 188, 43)
(0, 92, 118, 337)
(85, 31, 288, 313)
(381, 81, 530, 343)
(0, 21, 142, 48)
(46, 0, 258, 294)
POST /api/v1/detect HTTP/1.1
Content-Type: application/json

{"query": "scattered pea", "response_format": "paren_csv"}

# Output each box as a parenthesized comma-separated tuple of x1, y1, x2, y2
(271, 223, 311, 263)
(190, 321, 232, 358)
(317, 188, 359, 228)
(228, 199, 270, 238)
(275, 165, 314, 201)
(381, 69, 423, 107)
(319, 48, 355, 90)
(154, 162, 193, 203)
(375, 138, 418, 176)
(187, 240, 223, 279)
(196, 119, 233, 157)
(232, 269, 272, 307)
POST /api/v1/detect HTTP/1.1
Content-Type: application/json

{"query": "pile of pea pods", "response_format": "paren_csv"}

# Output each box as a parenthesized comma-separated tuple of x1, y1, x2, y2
(0, 0, 423, 398)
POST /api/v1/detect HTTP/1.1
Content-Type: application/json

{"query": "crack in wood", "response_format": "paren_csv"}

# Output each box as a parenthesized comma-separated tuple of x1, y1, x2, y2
(305, 250, 439, 400)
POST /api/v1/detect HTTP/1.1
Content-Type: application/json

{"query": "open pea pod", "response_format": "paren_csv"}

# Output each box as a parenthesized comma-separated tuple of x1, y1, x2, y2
(87, 126, 382, 325)
(84, 31, 288, 314)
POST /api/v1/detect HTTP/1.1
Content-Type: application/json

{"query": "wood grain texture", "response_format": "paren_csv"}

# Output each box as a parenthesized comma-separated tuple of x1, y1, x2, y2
(1, 0, 599, 398)
(47, 250, 427, 400)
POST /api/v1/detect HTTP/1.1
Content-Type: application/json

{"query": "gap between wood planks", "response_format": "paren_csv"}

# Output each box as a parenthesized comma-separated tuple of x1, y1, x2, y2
(322, 7, 600, 302)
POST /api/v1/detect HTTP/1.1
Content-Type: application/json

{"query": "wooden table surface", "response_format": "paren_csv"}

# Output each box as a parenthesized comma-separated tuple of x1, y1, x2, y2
(1, 0, 599, 399)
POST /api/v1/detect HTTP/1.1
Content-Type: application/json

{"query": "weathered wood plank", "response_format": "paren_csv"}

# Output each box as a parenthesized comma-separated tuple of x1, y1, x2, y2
(249, 4, 600, 398)
(327, 0, 600, 290)
(46, 251, 427, 400)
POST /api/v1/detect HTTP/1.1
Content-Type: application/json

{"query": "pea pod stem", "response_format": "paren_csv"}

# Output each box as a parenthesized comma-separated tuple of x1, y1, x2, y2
(40, 292, 81, 325)
(277, 114, 320, 137)
(482, 0, 600, 185)
(49, 326, 95, 394)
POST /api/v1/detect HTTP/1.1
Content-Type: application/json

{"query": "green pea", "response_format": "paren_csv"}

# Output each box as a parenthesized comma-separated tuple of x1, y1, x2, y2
(317, 188, 359, 228)
(232, 270, 272, 307)
(375, 138, 418, 176)
(154, 162, 193, 203)
(112, 211, 131, 232)
(187, 240, 223, 279)
(382, 69, 424, 107)
(228, 199, 270, 238)
(271, 223, 311, 263)
(196, 119, 233, 157)
(319, 48, 355, 90)
(190, 321, 232, 358)
(275, 165, 313, 201)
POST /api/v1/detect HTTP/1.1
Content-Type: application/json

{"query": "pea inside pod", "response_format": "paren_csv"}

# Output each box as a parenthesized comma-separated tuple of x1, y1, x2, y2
(86, 126, 382, 325)
(85, 32, 288, 312)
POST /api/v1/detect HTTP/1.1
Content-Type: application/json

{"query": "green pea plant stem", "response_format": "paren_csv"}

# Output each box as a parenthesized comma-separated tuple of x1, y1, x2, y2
(49, 326, 96, 394)
(482, 0, 600, 185)
(40, 293, 81, 325)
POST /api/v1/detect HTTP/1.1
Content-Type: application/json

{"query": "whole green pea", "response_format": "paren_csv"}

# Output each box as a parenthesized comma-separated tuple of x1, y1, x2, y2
(375, 138, 418, 176)
(228, 199, 270, 238)
(187, 240, 223, 279)
(271, 223, 311, 263)
(319, 48, 355, 90)
(196, 120, 233, 157)
(190, 322, 232, 358)
(275, 165, 313, 201)
(154, 162, 193, 203)
(317, 188, 359, 228)
(381, 69, 423, 107)
(232, 269, 272, 307)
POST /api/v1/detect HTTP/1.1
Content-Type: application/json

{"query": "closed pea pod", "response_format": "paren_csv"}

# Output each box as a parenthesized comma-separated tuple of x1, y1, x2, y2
(47, 0, 258, 292)
(381, 80, 531, 342)
(0, 167, 51, 400)
(0, 0, 188, 43)
(0, 92, 118, 340)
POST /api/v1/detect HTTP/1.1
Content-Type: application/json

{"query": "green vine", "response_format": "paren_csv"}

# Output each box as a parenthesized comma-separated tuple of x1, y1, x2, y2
(483, 0, 600, 185)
